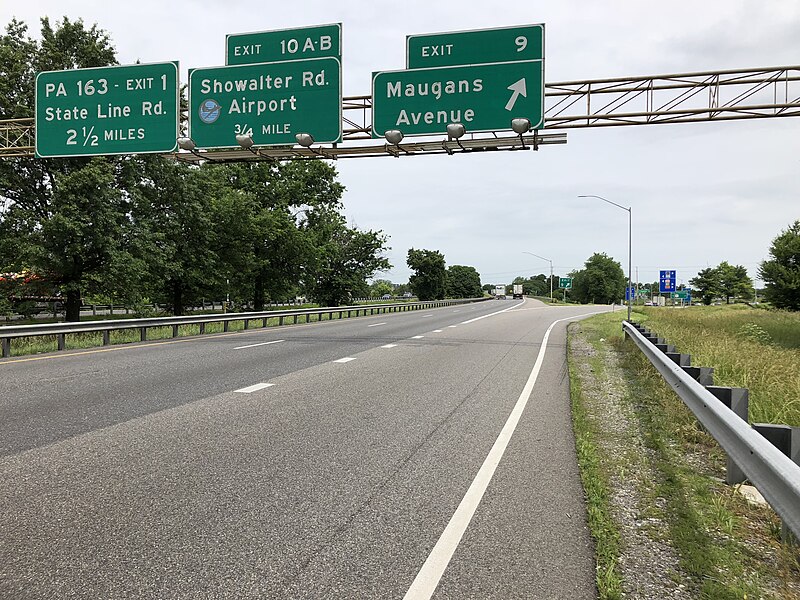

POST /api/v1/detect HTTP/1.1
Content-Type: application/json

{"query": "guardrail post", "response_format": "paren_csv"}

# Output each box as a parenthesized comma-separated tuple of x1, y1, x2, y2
(102, 330, 110, 345)
(683, 366, 714, 386)
(199, 323, 206, 334)
(244, 319, 249, 330)
(655, 342, 677, 354)
(2, 337, 10, 358)
(666, 352, 691, 366)
(752, 423, 800, 543)
(223, 321, 229, 332)
(92, 305, 97, 316)
(57, 333, 65, 351)
(293, 315, 298, 324)
(708, 387, 750, 484)
(172, 325, 179, 338)
(262, 317, 268, 328)
(140, 327, 147, 342)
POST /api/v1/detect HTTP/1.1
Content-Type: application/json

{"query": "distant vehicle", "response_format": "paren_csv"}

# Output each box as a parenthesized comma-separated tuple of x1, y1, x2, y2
(380, 294, 392, 300)
(494, 285, 507, 299)
(512, 284, 524, 299)
(402, 292, 413, 298)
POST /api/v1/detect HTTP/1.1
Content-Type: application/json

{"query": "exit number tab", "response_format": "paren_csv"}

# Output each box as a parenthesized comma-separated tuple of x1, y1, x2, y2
(226, 23, 341, 66)
(407, 24, 544, 69)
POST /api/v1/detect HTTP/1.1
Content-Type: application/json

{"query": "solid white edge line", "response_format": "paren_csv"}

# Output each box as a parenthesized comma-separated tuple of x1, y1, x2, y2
(460, 298, 526, 325)
(402, 309, 606, 600)
(234, 340, 285, 350)
(234, 382, 275, 393)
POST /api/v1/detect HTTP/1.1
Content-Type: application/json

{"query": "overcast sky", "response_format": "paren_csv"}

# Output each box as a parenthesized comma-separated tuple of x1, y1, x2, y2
(4, 1, 799, 287)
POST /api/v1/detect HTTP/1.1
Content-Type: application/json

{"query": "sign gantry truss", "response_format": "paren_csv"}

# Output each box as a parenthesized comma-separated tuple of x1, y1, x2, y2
(1, 65, 799, 160)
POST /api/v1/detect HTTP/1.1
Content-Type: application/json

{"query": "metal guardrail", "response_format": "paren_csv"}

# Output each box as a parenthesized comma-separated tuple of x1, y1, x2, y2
(0, 298, 488, 358)
(622, 321, 800, 539)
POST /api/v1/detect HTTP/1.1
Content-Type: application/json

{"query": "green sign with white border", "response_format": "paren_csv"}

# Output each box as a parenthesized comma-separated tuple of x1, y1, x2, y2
(371, 60, 543, 138)
(188, 57, 342, 149)
(226, 23, 341, 66)
(560, 277, 573, 289)
(35, 62, 179, 158)
(407, 24, 544, 69)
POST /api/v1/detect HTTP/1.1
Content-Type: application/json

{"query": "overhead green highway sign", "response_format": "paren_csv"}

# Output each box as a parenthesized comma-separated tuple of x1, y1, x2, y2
(371, 60, 543, 138)
(35, 62, 179, 158)
(407, 24, 544, 68)
(226, 23, 342, 66)
(188, 57, 342, 149)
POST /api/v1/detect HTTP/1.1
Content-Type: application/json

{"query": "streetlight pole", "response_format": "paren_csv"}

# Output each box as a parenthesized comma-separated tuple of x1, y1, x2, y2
(578, 195, 633, 321)
(522, 251, 553, 302)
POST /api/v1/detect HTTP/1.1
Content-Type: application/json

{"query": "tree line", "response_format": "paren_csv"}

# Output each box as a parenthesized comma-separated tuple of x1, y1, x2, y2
(0, 18, 391, 321)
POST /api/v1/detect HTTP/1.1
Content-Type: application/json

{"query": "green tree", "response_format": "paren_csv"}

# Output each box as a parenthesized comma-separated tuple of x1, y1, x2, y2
(689, 267, 722, 305)
(716, 261, 752, 304)
(0, 17, 120, 321)
(759, 220, 800, 310)
(446, 265, 482, 298)
(370, 279, 394, 298)
(304, 209, 391, 307)
(124, 157, 221, 315)
(407, 249, 446, 301)
(571, 253, 625, 304)
(207, 160, 345, 310)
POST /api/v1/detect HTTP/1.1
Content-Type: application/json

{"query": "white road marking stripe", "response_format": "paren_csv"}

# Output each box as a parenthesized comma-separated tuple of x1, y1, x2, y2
(333, 357, 357, 363)
(452, 310, 460, 313)
(411, 335, 424, 339)
(234, 340, 285, 350)
(460, 299, 526, 325)
(234, 383, 274, 393)
(432, 330, 443, 333)
(448, 325, 457, 328)
(368, 322, 387, 327)
(403, 309, 606, 600)
(422, 314, 433, 318)
(381, 344, 398, 348)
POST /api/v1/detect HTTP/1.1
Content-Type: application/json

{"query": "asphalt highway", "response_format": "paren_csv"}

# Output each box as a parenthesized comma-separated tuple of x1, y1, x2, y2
(0, 298, 610, 598)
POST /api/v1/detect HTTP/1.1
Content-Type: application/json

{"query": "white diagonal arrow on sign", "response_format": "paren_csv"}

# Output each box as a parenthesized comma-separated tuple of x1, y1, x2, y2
(505, 78, 527, 111)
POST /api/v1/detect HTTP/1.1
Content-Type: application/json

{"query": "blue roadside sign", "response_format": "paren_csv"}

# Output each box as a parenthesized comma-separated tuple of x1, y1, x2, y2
(659, 270, 676, 293)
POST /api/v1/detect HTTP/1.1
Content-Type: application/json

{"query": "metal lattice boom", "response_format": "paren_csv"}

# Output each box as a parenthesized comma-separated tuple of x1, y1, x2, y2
(2, 65, 798, 160)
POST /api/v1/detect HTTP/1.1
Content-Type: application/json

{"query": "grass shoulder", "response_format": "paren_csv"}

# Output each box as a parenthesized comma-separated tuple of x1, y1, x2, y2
(569, 310, 800, 599)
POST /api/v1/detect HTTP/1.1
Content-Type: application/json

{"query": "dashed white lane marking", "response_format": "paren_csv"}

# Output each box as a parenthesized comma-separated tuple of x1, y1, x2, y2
(402, 309, 607, 600)
(333, 357, 357, 363)
(381, 344, 398, 348)
(235, 383, 275, 393)
(448, 325, 457, 328)
(452, 310, 461, 313)
(432, 330, 443, 333)
(368, 322, 387, 328)
(422, 314, 433, 318)
(411, 335, 424, 339)
(234, 340, 285, 350)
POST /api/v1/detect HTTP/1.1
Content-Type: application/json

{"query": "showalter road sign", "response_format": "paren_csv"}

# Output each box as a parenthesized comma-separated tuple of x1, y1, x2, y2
(371, 60, 543, 138)
(35, 62, 179, 158)
(407, 24, 544, 69)
(189, 57, 342, 149)
(226, 23, 341, 66)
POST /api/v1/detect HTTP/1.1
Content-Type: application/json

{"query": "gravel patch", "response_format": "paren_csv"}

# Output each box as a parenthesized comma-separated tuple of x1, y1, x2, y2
(570, 324, 694, 599)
